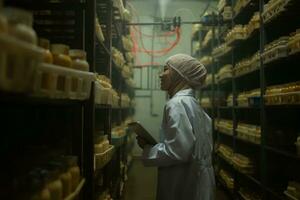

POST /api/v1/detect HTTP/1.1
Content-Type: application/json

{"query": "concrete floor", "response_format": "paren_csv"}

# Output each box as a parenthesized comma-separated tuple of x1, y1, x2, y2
(124, 159, 231, 200)
(124, 159, 157, 200)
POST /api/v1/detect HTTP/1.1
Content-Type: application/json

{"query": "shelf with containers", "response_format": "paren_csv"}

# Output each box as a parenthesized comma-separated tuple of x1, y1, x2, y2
(95, 0, 135, 199)
(0, 0, 135, 199)
(198, 0, 300, 199)
(0, 0, 95, 199)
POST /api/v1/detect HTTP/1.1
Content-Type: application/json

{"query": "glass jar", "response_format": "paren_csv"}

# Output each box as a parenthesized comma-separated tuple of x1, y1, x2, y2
(39, 38, 53, 64)
(3, 7, 37, 45)
(51, 44, 72, 68)
(69, 49, 90, 71)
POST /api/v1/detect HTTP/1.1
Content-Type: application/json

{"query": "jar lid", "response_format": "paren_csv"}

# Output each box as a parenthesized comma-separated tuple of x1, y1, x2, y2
(51, 44, 70, 55)
(69, 49, 87, 60)
(2, 7, 33, 27)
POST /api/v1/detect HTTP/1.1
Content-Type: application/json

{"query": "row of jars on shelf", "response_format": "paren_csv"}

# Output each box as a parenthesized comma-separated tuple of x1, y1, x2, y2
(212, 12, 259, 58)
(96, 16, 134, 60)
(201, 86, 259, 108)
(95, 75, 135, 107)
(0, 7, 95, 98)
(218, 158, 300, 200)
(215, 119, 261, 144)
(208, 27, 300, 73)
(0, 7, 89, 71)
(201, 80, 300, 108)
(216, 2, 300, 60)
(217, 144, 256, 175)
(216, 166, 263, 200)
(262, 0, 291, 24)
(263, 27, 300, 64)
(217, 167, 263, 200)
(192, 28, 219, 53)
(94, 117, 134, 169)
(0, 7, 136, 99)
(12, 155, 81, 200)
(224, 12, 260, 45)
(94, 117, 133, 154)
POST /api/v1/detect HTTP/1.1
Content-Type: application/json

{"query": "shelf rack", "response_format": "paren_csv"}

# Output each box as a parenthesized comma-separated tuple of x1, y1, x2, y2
(1, 0, 135, 199)
(195, 0, 300, 199)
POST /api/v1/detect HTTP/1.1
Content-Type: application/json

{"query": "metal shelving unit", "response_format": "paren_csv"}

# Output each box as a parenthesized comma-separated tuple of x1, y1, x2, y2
(1, 0, 135, 199)
(196, 0, 300, 199)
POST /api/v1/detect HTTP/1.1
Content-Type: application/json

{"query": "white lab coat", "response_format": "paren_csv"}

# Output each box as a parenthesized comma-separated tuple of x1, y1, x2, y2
(142, 89, 216, 200)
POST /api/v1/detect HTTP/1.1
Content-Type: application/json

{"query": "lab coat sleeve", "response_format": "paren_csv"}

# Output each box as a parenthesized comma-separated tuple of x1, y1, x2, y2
(142, 100, 196, 167)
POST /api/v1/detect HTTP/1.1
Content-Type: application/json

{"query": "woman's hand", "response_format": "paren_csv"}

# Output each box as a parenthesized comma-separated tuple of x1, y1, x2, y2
(136, 136, 148, 149)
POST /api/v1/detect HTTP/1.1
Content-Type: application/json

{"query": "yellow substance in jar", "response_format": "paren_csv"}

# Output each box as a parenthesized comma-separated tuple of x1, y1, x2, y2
(42, 49, 53, 64)
(53, 54, 72, 68)
(60, 171, 72, 198)
(47, 179, 63, 200)
(70, 166, 80, 191)
(51, 44, 72, 68)
(39, 38, 53, 64)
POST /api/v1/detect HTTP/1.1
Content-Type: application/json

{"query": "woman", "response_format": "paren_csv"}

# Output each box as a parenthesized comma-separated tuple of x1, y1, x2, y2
(136, 54, 216, 200)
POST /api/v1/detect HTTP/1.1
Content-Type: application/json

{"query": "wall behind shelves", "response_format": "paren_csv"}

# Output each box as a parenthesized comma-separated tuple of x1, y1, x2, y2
(130, 0, 216, 156)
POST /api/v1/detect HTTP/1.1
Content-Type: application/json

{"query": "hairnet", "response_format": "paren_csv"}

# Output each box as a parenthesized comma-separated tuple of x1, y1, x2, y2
(166, 54, 207, 88)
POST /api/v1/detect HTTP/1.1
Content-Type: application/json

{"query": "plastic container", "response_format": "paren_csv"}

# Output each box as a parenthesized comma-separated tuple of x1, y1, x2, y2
(95, 76, 113, 105)
(0, 33, 43, 93)
(69, 49, 89, 72)
(94, 145, 114, 171)
(3, 8, 37, 45)
(33, 63, 94, 100)
(51, 44, 72, 68)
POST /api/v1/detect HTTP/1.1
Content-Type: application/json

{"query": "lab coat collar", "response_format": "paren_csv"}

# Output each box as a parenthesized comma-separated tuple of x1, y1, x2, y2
(172, 88, 195, 98)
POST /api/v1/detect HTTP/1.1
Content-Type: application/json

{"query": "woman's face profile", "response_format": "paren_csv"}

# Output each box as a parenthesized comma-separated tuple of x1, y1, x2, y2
(159, 65, 172, 91)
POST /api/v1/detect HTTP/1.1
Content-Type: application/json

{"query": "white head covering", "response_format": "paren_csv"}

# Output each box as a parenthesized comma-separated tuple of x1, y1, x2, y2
(166, 54, 207, 88)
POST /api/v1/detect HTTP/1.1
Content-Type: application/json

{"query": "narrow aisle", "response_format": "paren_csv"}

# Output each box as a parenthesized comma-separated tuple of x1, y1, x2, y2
(124, 159, 157, 200)
(124, 159, 231, 200)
